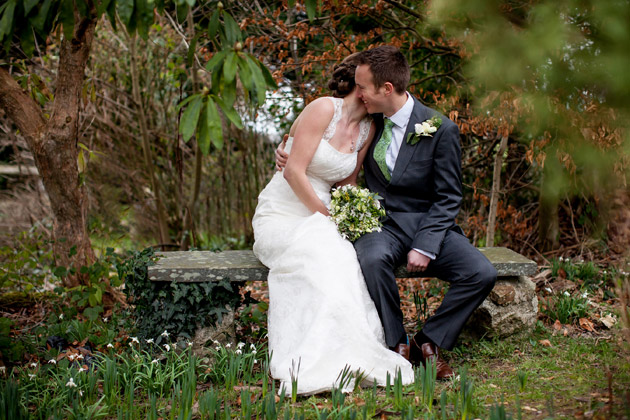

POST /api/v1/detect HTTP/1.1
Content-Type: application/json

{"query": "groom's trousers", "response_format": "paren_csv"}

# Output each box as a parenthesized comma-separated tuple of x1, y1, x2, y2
(354, 221, 497, 351)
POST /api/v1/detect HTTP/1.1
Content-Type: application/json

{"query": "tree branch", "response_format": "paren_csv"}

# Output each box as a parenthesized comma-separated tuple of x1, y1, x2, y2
(0, 66, 46, 143)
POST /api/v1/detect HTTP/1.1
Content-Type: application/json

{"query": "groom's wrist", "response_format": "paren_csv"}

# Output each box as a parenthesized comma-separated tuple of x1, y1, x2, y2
(413, 248, 436, 260)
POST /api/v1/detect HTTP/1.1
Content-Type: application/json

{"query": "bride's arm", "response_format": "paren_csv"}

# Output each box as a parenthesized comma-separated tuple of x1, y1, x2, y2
(283, 98, 334, 216)
(336, 122, 376, 187)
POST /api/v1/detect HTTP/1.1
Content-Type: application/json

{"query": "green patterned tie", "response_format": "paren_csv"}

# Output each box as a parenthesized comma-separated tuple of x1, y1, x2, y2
(373, 118, 395, 181)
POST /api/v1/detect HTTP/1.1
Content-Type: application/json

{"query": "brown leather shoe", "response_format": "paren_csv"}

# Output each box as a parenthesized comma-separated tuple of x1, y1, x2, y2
(421, 342, 454, 380)
(392, 343, 410, 361)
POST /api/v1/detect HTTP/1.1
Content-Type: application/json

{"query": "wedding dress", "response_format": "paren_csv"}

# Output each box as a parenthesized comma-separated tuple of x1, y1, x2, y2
(252, 97, 414, 395)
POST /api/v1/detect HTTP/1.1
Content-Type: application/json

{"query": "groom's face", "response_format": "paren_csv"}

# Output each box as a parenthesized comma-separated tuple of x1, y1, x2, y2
(355, 65, 388, 114)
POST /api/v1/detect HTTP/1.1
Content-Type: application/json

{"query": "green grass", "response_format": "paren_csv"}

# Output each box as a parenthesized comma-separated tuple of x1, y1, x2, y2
(2, 318, 628, 419)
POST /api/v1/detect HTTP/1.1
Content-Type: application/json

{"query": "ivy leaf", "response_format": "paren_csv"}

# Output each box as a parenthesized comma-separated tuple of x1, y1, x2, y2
(180, 95, 203, 142)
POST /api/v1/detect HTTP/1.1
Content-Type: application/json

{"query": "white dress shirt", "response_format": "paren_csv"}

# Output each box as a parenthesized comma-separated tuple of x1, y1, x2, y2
(384, 93, 436, 261)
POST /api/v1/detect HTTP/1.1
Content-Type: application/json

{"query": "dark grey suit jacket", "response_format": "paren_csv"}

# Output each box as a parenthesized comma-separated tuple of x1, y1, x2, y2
(364, 96, 463, 256)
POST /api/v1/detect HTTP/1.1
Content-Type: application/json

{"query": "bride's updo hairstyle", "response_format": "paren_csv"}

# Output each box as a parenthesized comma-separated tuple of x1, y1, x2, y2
(327, 53, 360, 98)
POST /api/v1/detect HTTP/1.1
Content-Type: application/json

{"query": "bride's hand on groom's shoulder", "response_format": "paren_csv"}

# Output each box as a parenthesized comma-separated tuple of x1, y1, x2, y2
(275, 134, 289, 171)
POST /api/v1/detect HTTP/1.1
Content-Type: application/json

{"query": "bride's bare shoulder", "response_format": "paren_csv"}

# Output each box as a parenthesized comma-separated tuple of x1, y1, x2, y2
(289, 97, 336, 136)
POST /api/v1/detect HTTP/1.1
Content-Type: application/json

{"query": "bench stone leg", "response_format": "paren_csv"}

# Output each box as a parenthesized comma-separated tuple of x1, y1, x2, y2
(463, 275, 538, 339)
(191, 309, 237, 358)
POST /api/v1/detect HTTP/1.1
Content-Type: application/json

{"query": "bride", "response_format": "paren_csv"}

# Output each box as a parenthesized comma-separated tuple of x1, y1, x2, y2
(252, 57, 414, 395)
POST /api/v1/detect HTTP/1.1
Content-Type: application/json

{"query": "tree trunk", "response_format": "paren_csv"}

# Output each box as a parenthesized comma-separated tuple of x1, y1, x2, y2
(0, 14, 97, 287)
(486, 136, 508, 247)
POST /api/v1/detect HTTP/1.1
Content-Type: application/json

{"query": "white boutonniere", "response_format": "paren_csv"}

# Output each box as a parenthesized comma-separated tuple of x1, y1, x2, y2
(406, 116, 442, 145)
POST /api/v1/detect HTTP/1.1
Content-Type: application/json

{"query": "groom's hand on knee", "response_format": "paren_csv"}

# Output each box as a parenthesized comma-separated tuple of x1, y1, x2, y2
(407, 250, 429, 272)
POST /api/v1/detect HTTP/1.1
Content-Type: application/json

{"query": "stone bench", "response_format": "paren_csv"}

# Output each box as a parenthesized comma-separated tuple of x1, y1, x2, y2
(148, 247, 538, 339)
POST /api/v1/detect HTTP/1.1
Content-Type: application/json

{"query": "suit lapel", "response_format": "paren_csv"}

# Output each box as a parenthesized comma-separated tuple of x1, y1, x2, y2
(390, 98, 431, 184)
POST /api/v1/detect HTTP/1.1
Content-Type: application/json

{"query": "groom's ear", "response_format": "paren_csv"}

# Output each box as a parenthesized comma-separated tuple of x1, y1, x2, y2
(383, 82, 395, 96)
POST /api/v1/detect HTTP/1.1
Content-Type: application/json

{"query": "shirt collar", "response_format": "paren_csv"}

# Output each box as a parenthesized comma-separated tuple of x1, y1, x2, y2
(387, 93, 414, 129)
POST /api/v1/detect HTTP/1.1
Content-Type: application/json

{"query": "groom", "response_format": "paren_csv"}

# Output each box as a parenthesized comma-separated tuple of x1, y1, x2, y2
(351, 46, 496, 379)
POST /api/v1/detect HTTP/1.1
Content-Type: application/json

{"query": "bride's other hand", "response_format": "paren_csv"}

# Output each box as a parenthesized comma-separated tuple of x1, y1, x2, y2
(275, 134, 289, 171)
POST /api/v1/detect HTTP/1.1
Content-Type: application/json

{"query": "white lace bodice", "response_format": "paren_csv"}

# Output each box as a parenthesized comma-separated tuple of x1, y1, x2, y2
(283, 97, 371, 190)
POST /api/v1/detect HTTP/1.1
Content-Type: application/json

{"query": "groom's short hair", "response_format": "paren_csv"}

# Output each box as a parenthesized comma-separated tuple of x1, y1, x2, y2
(357, 46, 409, 94)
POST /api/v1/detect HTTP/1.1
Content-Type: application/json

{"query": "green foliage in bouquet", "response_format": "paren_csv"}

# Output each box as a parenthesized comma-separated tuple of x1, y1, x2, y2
(329, 185, 386, 242)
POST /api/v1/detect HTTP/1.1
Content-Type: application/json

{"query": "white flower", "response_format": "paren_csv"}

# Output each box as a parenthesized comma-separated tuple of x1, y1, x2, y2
(164, 344, 171, 352)
(68, 354, 76, 361)
(78, 367, 87, 373)
(130, 337, 139, 344)
(415, 121, 437, 137)
(160, 330, 170, 338)
(187, 341, 193, 347)
(79, 390, 84, 397)
(0, 366, 5, 373)
(48, 359, 57, 365)
(107, 343, 114, 348)
(151, 359, 159, 364)
(559, 256, 564, 262)
(582, 292, 588, 299)
(30, 362, 38, 368)
(215, 346, 221, 351)
(226, 343, 231, 348)
(59, 314, 64, 320)
(237, 342, 245, 349)
(252, 350, 257, 355)
(236, 349, 242, 355)
(28, 373, 36, 380)
(77, 354, 84, 360)
(102, 317, 108, 322)
(253, 359, 258, 364)
(66, 377, 77, 388)
(146, 338, 154, 344)
(250, 344, 256, 350)
(545, 287, 552, 293)
(563, 291, 571, 297)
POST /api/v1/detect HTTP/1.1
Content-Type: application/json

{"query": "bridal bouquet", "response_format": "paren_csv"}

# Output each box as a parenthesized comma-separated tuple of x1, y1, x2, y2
(329, 185, 386, 242)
